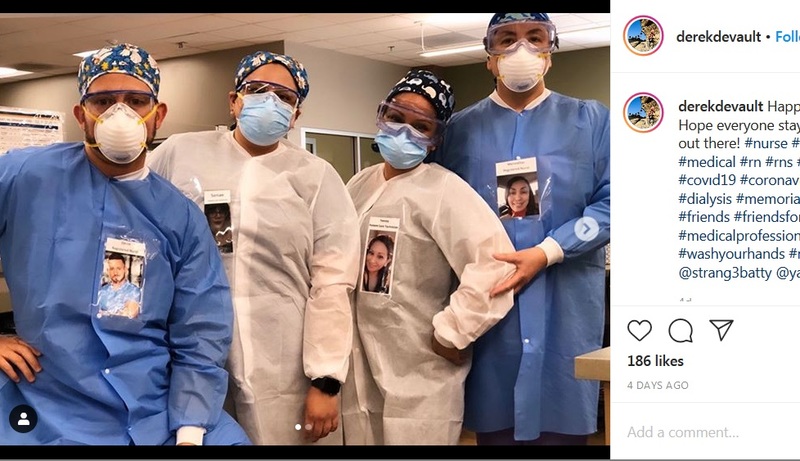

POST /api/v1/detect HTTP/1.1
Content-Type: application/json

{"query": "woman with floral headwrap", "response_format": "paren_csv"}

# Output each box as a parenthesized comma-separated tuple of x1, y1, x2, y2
(148, 51, 360, 446)
(340, 69, 516, 445)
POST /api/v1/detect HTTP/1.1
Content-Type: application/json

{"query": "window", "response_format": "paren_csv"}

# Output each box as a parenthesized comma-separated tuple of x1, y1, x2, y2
(301, 128, 377, 184)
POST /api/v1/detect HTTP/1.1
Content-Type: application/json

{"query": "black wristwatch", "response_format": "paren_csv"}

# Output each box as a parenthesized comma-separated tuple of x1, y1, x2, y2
(310, 377, 341, 396)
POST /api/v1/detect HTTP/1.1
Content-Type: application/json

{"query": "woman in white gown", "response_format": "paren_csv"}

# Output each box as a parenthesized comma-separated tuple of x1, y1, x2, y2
(341, 69, 516, 445)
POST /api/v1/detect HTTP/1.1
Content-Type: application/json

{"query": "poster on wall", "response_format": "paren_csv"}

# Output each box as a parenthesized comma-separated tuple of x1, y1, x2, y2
(0, 105, 64, 154)
(0, 105, 66, 319)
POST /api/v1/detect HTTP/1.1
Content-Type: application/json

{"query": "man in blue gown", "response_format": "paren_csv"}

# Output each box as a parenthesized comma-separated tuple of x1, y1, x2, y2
(0, 43, 250, 446)
(429, 13, 610, 445)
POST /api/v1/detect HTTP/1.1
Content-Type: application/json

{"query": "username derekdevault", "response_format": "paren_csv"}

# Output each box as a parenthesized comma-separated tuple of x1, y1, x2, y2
(675, 29, 761, 42)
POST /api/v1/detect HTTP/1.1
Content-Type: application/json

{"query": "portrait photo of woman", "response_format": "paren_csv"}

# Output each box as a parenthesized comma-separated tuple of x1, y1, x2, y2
(499, 175, 538, 219)
(362, 233, 394, 294)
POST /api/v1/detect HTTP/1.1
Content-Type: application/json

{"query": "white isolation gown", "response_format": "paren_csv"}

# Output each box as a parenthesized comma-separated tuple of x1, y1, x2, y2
(148, 130, 360, 445)
(341, 162, 515, 445)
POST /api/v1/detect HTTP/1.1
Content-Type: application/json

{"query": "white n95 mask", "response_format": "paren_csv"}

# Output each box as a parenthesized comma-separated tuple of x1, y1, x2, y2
(88, 103, 154, 164)
(497, 41, 549, 93)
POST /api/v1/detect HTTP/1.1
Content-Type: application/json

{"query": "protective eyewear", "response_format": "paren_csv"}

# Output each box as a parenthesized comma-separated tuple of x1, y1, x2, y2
(237, 80, 301, 108)
(80, 90, 157, 116)
(376, 100, 444, 147)
(485, 19, 557, 55)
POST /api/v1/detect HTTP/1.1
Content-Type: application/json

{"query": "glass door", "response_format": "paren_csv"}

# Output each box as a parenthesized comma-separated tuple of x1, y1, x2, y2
(301, 128, 377, 183)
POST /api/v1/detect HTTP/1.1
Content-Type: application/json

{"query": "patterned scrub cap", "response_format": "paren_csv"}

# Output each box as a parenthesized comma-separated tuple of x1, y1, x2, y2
(78, 43, 160, 97)
(488, 13, 551, 30)
(384, 69, 455, 123)
(234, 51, 309, 102)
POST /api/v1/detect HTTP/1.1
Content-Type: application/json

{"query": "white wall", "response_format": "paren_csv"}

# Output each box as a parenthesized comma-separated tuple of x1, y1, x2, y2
(0, 43, 609, 148)
(0, 41, 412, 147)
(284, 41, 409, 146)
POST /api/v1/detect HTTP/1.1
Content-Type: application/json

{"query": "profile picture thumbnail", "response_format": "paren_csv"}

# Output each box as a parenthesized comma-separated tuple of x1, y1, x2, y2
(624, 16, 663, 55)
(624, 93, 663, 133)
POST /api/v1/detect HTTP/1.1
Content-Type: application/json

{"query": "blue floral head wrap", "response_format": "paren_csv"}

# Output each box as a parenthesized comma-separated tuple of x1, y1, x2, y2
(488, 13, 552, 30)
(234, 51, 309, 103)
(486, 13, 559, 51)
(384, 69, 455, 123)
(77, 43, 160, 97)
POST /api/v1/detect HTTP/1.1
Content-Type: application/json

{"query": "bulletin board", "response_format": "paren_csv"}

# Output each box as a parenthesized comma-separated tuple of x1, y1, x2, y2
(0, 105, 65, 154)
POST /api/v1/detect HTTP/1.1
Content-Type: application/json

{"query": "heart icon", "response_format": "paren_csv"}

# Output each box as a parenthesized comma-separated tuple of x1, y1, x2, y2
(627, 320, 652, 341)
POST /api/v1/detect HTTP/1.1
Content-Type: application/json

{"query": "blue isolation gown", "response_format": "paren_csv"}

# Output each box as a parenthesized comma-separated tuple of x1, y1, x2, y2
(429, 90, 610, 440)
(0, 143, 250, 445)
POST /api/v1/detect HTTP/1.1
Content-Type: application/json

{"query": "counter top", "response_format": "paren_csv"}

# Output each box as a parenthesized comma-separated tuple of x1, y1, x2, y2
(574, 346, 610, 382)
(0, 277, 10, 314)
(574, 346, 611, 445)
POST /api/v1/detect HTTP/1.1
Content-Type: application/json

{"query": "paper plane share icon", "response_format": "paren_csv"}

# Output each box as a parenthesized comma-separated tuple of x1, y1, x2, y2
(709, 319, 733, 341)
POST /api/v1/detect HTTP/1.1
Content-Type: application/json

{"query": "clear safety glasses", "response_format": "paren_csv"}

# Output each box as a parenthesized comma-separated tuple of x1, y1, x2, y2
(80, 90, 157, 117)
(485, 20, 557, 55)
(237, 80, 301, 108)
(376, 100, 445, 147)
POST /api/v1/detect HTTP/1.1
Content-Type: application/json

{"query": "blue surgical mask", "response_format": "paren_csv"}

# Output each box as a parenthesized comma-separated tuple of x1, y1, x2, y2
(237, 92, 294, 146)
(375, 128, 428, 170)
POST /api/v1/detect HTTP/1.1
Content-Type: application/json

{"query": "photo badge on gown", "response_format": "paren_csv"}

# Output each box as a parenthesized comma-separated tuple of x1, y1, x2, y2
(204, 190, 234, 254)
(360, 217, 399, 296)
(97, 237, 145, 319)
(496, 158, 539, 219)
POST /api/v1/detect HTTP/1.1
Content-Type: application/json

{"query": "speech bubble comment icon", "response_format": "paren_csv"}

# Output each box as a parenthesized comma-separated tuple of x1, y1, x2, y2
(627, 320, 652, 341)
(669, 318, 693, 343)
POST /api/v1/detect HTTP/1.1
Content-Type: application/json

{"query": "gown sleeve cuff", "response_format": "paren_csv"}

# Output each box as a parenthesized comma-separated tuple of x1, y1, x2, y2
(537, 237, 564, 267)
(176, 426, 206, 446)
(433, 329, 457, 349)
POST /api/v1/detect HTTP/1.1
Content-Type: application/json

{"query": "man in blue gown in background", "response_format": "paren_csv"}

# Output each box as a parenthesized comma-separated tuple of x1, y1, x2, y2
(429, 13, 611, 445)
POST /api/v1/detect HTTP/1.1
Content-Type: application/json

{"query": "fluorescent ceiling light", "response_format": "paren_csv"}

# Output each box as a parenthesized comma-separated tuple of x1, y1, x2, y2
(558, 26, 611, 43)
(0, 67, 32, 79)
(420, 43, 484, 58)
(73, 49, 99, 58)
